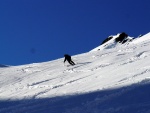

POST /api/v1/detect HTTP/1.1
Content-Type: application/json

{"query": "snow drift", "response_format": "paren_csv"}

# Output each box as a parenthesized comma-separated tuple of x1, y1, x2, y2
(0, 32, 150, 113)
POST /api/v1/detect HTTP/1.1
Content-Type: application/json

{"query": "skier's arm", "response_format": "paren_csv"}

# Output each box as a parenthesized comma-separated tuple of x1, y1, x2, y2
(64, 58, 66, 63)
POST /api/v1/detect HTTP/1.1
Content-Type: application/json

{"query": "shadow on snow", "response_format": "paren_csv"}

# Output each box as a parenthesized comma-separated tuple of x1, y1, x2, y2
(0, 81, 150, 113)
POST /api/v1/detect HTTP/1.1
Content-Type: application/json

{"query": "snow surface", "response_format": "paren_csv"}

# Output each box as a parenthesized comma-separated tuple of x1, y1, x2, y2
(0, 33, 150, 113)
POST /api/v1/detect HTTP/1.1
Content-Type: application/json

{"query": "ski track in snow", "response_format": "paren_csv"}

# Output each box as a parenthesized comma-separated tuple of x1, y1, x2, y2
(32, 74, 93, 98)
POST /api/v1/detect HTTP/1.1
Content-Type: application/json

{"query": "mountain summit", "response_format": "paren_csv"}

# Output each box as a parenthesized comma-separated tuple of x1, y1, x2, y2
(91, 32, 150, 52)
(0, 32, 150, 113)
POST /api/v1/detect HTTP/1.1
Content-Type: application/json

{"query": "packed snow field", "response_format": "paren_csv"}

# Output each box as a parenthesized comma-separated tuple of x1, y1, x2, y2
(0, 33, 150, 113)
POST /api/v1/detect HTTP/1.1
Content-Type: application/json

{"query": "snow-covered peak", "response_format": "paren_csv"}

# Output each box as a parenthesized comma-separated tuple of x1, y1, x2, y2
(91, 32, 134, 52)
(91, 32, 150, 52)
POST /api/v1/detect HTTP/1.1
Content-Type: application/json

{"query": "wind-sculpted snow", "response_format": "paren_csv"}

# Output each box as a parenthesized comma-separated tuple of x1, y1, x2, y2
(0, 32, 150, 112)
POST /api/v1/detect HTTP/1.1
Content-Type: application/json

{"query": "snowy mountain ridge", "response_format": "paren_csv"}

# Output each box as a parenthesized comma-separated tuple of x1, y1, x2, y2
(91, 32, 150, 52)
(0, 32, 150, 113)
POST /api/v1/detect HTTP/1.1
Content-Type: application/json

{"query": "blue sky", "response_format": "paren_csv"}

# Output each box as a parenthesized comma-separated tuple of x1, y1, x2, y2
(0, 0, 150, 65)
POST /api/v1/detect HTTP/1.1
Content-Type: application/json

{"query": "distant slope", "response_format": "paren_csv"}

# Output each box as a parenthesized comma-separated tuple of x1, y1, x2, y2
(0, 64, 9, 67)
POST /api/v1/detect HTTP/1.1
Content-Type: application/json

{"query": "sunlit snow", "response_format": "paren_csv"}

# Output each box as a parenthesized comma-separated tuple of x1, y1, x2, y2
(0, 32, 150, 113)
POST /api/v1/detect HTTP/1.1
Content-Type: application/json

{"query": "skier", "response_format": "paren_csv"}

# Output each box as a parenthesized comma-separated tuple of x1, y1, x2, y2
(64, 54, 75, 66)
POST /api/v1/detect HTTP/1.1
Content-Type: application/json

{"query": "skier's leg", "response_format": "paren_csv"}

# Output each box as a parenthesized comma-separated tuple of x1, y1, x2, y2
(70, 60, 75, 65)
(68, 60, 72, 65)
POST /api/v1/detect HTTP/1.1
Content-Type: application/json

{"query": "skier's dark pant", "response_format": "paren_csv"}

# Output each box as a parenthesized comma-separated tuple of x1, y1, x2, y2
(68, 60, 75, 65)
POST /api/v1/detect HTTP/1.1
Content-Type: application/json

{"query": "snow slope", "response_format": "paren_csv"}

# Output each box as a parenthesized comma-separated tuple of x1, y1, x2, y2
(0, 32, 150, 113)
